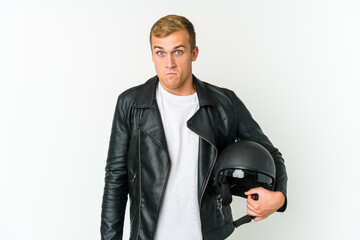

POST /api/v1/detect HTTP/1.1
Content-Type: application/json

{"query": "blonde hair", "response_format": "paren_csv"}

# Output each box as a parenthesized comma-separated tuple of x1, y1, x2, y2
(150, 15, 196, 50)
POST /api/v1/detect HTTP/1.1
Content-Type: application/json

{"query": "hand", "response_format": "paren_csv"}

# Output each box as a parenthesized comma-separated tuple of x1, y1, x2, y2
(244, 187, 285, 222)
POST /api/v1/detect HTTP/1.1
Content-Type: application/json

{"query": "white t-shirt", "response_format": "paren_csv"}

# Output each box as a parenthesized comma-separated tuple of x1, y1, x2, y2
(154, 82, 202, 240)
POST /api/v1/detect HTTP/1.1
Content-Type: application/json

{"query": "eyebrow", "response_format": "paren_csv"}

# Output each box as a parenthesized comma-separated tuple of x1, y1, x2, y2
(153, 44, 186, 50)
(174, 45, 186, 49)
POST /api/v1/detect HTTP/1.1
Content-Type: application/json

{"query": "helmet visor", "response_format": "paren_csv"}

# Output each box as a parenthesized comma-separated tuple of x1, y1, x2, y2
(219, 168, 274, 188)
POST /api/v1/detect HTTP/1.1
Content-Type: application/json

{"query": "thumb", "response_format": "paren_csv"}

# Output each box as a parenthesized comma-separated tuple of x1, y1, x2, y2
(244, 187, 261, 196)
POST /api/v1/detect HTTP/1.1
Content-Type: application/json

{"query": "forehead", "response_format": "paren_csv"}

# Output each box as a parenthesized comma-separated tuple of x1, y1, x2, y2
(151, 30, 190, 49)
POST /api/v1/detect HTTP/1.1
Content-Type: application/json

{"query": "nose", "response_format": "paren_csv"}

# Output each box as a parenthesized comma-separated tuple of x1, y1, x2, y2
(165, 54, 176, 69)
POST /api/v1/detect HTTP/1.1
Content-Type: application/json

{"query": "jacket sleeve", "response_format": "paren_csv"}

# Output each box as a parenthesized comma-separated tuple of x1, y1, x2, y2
(233, 92, 288, 212)
(101, 96, 130, 239)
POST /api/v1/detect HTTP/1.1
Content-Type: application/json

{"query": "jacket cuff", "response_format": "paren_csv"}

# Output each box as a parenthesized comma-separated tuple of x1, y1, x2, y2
(276, 191, 287, 212)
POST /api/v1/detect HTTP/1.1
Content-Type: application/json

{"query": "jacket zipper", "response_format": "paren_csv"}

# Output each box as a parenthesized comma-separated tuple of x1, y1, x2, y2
(188, 129, 218, 240)
(136, 109, 143, 240)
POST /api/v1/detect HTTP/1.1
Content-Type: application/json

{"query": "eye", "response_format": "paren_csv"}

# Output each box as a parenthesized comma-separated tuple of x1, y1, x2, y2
(157, 51, 164, 56)
(175, 50, 182, 55)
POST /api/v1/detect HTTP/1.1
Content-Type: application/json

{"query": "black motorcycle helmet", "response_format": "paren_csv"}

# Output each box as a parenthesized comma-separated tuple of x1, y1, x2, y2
(213, 140, 276, 227)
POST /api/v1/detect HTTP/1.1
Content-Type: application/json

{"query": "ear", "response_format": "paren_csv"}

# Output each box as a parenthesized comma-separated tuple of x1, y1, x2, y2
(192, 46, 199, 62)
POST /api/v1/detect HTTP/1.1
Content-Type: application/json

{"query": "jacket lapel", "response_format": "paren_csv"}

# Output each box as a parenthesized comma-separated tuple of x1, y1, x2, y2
(139, 103, 169, 156)
(132, 76, 169, 156)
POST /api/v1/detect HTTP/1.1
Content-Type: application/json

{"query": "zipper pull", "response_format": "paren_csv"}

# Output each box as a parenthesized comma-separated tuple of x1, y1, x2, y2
(132, 174, 136, 182)
(217, 198, 225, 220)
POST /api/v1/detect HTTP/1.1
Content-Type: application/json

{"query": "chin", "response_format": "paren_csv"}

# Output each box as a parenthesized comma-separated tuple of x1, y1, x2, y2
(163, 77, 179, 85)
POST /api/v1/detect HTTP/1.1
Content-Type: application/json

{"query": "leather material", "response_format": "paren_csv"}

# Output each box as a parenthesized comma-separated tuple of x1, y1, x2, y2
(101, 75, 288, 240)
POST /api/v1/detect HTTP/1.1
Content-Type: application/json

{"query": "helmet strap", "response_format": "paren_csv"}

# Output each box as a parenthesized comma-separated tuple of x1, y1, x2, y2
(233, 215, 255, 228)
(218, 182, 259, 228)
(220, 183, 232, 205)
(233, 193, 258, 227)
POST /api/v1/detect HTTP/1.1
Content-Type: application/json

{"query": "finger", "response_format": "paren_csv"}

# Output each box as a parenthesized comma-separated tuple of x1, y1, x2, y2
(247, 195, 261, 208)
(246, 202, 257, 212)
(253, 216, 265, 222)
(247, 208, 258, 217)
(247, 197, 260, 209)
(244, 187, 260, 196)
(246, 193, 258, 203)
(246, 194, 254, 202)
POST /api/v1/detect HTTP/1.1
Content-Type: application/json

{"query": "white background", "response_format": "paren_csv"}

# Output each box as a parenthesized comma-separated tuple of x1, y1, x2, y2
(1, 0, 359, 239)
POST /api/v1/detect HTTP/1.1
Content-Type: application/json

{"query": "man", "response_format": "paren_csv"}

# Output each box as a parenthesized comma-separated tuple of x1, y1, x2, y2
(101, 15, 287, 240)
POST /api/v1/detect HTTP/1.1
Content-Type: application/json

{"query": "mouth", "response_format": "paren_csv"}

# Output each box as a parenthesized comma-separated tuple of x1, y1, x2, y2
(165, 72, 177, 76)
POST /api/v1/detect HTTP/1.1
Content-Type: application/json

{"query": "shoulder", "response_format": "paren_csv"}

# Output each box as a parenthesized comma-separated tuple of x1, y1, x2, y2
(117, 76, 155, 100)
(203, 81, 236, 97)
(116, 75, 158, 108)
(197, 78, 239, 106)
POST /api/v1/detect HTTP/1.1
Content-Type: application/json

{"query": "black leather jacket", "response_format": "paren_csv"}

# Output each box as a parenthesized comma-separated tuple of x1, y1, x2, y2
(101, 75, 287, 240)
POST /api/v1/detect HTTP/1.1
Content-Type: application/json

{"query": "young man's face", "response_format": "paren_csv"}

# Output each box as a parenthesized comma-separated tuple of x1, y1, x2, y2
(151, 30, 199, 95)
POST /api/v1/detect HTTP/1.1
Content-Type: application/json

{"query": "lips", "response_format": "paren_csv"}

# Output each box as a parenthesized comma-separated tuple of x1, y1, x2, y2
(166, 73, 177, 76)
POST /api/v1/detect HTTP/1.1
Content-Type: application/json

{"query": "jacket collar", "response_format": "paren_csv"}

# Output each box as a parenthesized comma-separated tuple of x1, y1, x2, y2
(132, 75, 218, 108)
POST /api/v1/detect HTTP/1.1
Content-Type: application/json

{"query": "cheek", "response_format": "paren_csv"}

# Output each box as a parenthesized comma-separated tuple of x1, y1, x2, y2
(177, 57, 192, 68)
(153, 59, 165, 69)
(181, 60, 192, 71)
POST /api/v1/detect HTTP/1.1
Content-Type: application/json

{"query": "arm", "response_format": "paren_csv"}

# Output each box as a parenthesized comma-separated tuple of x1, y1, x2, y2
(233, 92, 288, 218)
(101, 96, 130, 240)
